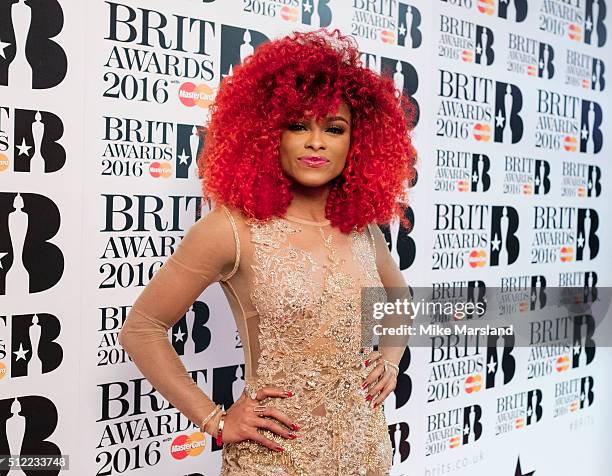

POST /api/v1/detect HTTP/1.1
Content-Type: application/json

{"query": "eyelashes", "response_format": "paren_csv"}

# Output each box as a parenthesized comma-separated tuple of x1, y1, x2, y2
(327, 126, 346, 134)
(287, 123, 346, 135)
(287, 123, 306, 131)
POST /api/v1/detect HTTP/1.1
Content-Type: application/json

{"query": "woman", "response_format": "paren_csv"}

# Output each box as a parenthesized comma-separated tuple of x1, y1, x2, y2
(118, 28, 417, 475)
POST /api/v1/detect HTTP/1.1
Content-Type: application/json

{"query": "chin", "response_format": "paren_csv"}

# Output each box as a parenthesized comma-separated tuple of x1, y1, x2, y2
(289, 174, 337, 188)
(293, 179, 331, 188)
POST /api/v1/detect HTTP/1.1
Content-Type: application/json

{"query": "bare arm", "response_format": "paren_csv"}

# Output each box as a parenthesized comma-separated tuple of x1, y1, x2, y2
(117, 205, 238, 436)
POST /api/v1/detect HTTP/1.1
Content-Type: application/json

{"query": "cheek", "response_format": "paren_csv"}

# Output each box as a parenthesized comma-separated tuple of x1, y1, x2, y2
(338, 138, 351, 163)
(279, 139, 299, 173)
(279, 135, 298, 158)
(278, 140, 290, 166)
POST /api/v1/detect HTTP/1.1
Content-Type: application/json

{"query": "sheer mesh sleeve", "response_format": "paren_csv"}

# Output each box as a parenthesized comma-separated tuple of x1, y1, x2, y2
(368, 223, 408, 290)
(117, 204, 239, 434)
(368, 223, 410, 365)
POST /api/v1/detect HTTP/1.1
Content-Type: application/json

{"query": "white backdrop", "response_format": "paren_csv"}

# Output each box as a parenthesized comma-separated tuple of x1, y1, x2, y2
(0, 1, 610, 475)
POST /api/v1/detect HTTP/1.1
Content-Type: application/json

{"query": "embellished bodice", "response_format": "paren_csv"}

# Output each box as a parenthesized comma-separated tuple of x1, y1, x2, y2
(245, 216, 382, 382)
(218, 210, 393, 475)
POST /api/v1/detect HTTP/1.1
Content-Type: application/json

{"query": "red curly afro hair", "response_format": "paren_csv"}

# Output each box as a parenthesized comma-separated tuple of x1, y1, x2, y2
(198, 28, 418, 234)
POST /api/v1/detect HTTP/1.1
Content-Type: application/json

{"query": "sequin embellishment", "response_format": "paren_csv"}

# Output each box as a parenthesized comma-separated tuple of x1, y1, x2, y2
(220, 218, 393, 476)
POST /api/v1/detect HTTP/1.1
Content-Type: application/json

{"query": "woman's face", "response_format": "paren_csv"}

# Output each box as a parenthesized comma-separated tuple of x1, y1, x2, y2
(279, 100, 352, 188)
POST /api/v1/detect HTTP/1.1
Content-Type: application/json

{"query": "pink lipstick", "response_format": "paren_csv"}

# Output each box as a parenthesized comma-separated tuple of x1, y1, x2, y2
(298, 156, 329, 168)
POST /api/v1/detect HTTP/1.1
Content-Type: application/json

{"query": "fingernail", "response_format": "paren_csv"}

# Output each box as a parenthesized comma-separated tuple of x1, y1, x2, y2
(275, 445, 285, 452)
(374, 402, 379, 408)
(288, 432, 298, 439)
(365, 394, 372, 401)
(291, 423, 300, 431)
(284, 391, 294, 397)
(362, 382, 368, 389)
(364, 359, 370, 367)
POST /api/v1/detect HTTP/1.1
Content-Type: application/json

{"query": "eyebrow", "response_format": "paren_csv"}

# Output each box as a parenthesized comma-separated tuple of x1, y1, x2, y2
(324, 115, 350, 125)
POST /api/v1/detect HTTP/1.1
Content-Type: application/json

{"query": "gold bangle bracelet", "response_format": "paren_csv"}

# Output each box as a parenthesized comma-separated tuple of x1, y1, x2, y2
(215, 411, 228, 446)
(382, 359, 400, 375)
(199, 404, 222, 433)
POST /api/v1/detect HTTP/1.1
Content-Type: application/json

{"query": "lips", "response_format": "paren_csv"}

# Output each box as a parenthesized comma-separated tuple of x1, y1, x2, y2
(298, 156, 329, 166)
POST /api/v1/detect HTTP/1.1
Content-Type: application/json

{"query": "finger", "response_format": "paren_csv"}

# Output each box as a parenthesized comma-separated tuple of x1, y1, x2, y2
(361, 361, 386, 390)
(247, 430, 285, 453)
(256, 386, 295, 401)
(251, 405, 300, 431)
(372, 380, 397, 407)
(366, 369, 394, 399)
(364, 350, 383, 367)
(264, 406, 301, 431)
(256, 417, 299, 440)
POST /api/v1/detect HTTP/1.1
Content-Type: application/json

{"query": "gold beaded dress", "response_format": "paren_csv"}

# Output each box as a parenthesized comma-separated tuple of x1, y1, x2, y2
(118, 204, 408, 476)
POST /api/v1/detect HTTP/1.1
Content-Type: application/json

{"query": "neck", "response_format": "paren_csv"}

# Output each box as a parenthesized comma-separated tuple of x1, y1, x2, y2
(285, 182, 331, 222)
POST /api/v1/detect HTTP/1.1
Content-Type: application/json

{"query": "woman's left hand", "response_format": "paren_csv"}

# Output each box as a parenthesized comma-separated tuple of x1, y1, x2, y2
(361, 351, 398, 408)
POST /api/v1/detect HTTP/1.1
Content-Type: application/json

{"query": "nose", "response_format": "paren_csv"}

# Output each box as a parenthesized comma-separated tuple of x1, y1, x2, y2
(304, 126, 326, 151)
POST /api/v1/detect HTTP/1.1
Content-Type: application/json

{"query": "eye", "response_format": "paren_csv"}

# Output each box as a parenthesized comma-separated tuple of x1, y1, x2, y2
(287, 123, 306, 131)
(327, 125, 345, 134)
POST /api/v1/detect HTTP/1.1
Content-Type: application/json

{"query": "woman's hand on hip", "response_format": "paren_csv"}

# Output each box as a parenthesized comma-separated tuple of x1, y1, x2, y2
(221, 386, 300, 452)
(362, 350, 398, 408)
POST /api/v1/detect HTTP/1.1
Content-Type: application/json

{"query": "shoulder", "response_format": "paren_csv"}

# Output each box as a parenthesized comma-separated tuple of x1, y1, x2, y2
(367, 222, 407, 287)
(181, 205, 243, 263)
(202, 204, 249, 278)
(159, 205, 243, 282)
(192, 203, 245, 233)
(190, 205, 232, 234)
(366, 222, 386, 247)
(366, 223, 391, 266)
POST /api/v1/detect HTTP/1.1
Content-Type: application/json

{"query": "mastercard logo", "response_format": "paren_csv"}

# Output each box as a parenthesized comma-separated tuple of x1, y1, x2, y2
(568, 24, 582, 41)
(0, 362, 6, 380)
(473, 123, 491, 141)
(582, 79, 591, 89)
(577, 186, 586, 197)
(380, 30, 395, 44)
(449, 436, 461, 449)
(563, 136, 577, 152)
(560, 246, 574, 262)
(149, 162, 173, 178)
(477, 0, 495, 15)
(179, 82, 215, 108)
(462, 50, 474, 63)
(515, 418, 525, 429)
(170, 432, 206, 460)
(468, 249, 487, 268)
(0, 153, 9, 173)
(519, 301, 529, 312)
(556, 355, 570, 372)
(464, 374, 482, 394)
(569, 401, 578, 412)
(457, 180, 469, 192)
(280, 6, 299, 22)
(527, 65, 537, 76)
(523, 183, 533, 195)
